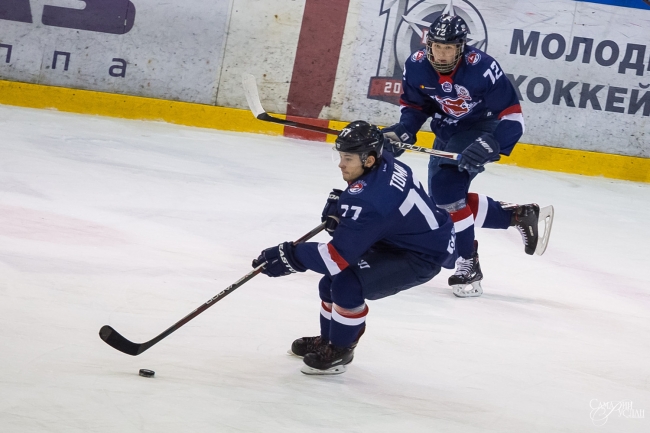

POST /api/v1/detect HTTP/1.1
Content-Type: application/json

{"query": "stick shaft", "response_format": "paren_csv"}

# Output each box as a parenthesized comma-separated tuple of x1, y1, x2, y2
(241, 74, 460, 161)
(100, 222, 326, 355)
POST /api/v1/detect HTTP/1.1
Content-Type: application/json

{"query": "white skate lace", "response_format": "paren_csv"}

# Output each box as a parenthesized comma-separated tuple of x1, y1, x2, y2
(453, 257, 473, 277)
(516, 224, 529, 246)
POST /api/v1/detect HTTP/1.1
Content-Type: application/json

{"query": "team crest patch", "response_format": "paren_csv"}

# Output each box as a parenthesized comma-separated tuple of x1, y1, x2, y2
(348, 180, 367, 195)
(454, 84, 471, 100)
(442, 82, 453, 93)
(466, 52, 481, 65)
(411, 50, 425, 62)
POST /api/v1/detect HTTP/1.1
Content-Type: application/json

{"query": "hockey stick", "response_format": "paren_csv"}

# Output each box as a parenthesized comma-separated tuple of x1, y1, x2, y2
(241, 74, 460, 161)
(242, 74, 341, 135)
(99, 222, 326, 356)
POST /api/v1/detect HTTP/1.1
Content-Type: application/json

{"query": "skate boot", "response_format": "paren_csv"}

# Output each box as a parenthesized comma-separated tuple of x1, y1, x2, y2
(448, 241, 483, 298)
(510, 204, 540, 255)
(288, 336, 328, 358)
(301, 343, 355, 375)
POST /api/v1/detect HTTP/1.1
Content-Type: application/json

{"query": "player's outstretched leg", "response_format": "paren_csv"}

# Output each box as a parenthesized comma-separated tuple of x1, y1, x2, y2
(467, 194, 554, 256)
(448, 240, 483, 298)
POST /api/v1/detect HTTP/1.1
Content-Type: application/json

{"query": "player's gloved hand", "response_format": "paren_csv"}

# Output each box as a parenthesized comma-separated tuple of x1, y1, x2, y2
(252, 242, 307, 277)
(321, 189, 343, 233)
(458, 135, 501, 173)
(381, 123, 415, 157)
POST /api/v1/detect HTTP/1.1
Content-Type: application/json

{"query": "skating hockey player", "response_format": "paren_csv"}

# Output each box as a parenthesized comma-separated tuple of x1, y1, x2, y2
(252, 121, 456, 375)
(382, 10, 553, 298)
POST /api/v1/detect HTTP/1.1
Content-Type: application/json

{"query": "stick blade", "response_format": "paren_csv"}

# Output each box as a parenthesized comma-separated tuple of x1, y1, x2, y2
(99, 325, 143, 356)
(241, 74, 266, 118)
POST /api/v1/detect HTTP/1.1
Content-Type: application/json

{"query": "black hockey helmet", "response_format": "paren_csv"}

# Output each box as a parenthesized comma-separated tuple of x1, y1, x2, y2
(426, 14, 468, 74)
(335, 121, 384, 166)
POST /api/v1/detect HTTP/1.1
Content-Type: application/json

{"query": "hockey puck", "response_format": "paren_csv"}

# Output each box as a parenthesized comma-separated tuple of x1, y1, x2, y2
(138, 369, 155, 378)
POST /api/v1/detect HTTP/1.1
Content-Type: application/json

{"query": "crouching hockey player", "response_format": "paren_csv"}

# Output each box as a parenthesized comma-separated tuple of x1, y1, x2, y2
(252, 121, 456, 375)
(382, 10, 554, 298)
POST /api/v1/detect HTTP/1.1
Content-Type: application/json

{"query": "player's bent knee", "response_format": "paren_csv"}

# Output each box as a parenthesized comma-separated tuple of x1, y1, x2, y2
(318, 275, 333, 304)
(330, 271, 365, 309)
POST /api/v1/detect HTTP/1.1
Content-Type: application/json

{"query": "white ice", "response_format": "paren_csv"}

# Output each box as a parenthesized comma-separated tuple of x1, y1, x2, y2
(0, 105, 649, 433)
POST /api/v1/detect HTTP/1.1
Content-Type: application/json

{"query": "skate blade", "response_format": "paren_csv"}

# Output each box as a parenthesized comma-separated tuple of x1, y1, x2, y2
(534, 205, 554, 256)
(452, 281, 483, 298)
(300, 364, 347, 375)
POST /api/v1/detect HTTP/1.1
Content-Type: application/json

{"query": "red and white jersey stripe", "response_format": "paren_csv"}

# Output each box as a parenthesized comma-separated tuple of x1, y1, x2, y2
(450, 205, 474, 233)
(499, 104, 525, 133)
(317, 242, 349, 276)
(467, 193, 489, 229)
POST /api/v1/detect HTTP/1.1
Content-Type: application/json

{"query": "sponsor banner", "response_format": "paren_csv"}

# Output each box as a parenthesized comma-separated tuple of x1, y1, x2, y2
(336, 0, 650, 158)
(367, 76, 402, 105)
(0, 0, 232, 104)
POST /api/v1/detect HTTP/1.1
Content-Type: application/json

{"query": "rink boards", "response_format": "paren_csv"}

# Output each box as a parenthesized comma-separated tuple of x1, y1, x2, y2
(1, 78, 648, 183)
(0, 0, 649, 182)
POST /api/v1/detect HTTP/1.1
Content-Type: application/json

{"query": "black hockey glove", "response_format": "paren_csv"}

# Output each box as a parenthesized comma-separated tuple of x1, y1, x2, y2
(321, 189, 343, 234)
(381, 123, 415, 157)
(252, 242, 307, 277)
(458, 135, 501, 173)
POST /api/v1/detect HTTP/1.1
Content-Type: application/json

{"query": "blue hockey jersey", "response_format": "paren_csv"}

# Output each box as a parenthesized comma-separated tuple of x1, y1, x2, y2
(399, 46, 524, 155)
(295, 152, 456, 276)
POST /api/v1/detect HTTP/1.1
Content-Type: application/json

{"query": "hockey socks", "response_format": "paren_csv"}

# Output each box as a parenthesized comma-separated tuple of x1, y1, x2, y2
(467, 193, 512, 229)
(320, 301, 332, 339)
(448, 205, 475, 259)
(449, 193, 515, 258)
(330, 304, 368, 348)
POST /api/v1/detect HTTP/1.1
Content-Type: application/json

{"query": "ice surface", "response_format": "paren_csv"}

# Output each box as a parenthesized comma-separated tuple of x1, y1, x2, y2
(0, 105, 648, 432)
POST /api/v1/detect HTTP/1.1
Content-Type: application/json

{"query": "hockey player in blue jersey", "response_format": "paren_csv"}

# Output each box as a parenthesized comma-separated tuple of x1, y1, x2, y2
(382, 11, 553, 298)
(252, 121, 456, 375)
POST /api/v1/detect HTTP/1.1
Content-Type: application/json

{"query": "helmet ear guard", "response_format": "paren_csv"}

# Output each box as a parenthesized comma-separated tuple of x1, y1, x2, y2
(426, 13, 468, 74)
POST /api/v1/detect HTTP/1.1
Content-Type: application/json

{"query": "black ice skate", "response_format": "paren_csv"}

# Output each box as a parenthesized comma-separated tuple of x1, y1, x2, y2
(509, 204, 555, 256)
(301, 343, 355, 375)
(449, 240, 483, 298)
(510, 204, 540, 255)
(288, 336, 328, 358)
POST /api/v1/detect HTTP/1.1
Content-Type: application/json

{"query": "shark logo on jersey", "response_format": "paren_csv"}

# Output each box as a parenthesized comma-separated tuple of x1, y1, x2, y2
(433, 96, 478, 118)
(348, 180, 367, 195)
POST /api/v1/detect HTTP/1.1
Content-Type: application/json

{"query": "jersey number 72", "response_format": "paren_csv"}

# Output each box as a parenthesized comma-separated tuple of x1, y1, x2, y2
(483, 61, 503, 84)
